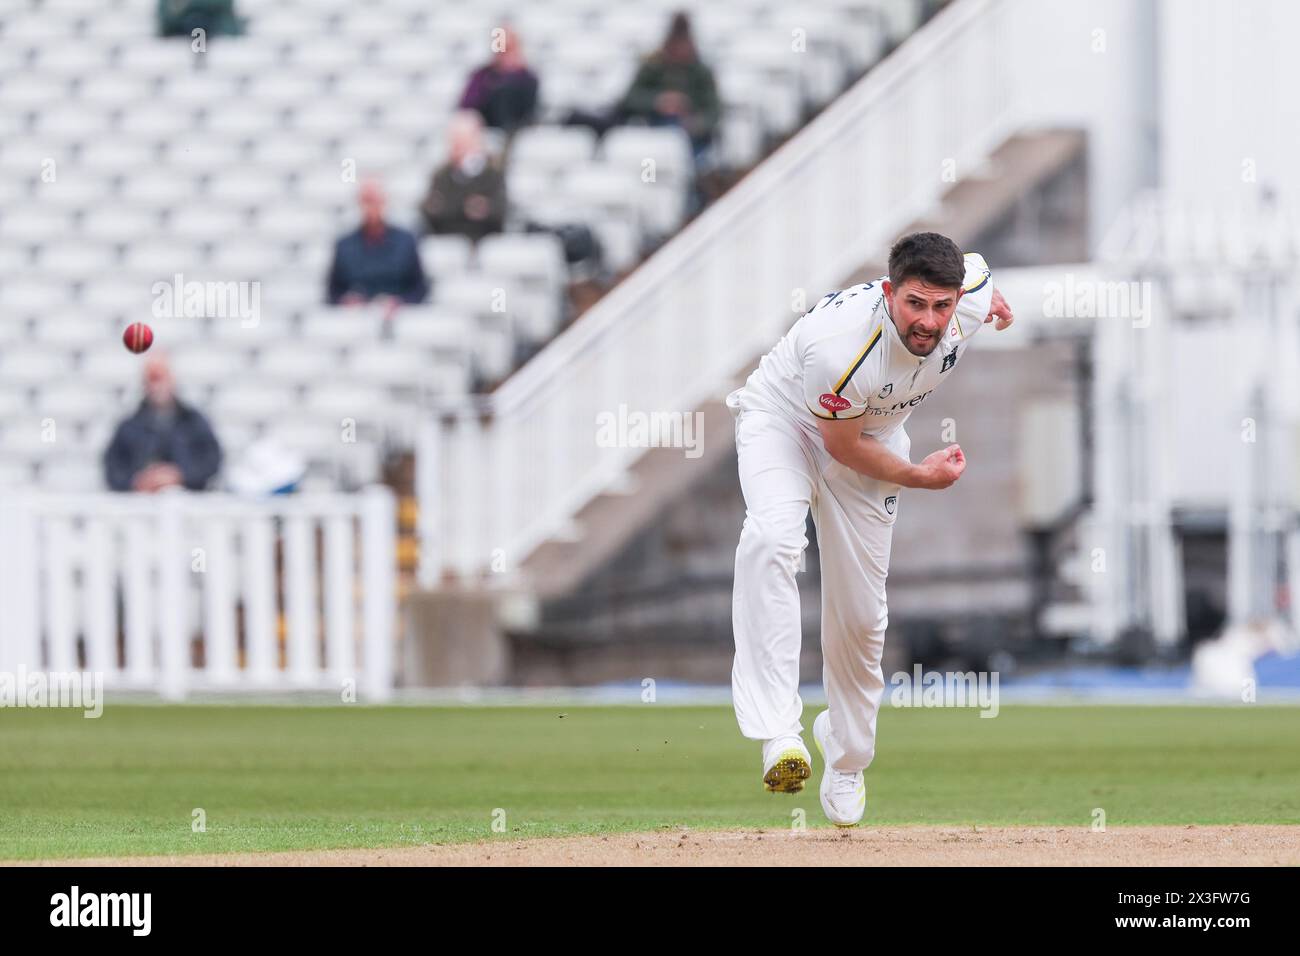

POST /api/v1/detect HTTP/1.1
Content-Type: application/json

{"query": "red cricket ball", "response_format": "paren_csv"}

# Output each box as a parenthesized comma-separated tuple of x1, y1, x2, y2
(123, 322, 153, 354)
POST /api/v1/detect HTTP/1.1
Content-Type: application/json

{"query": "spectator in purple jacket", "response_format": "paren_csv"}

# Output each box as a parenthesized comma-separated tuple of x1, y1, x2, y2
(458, 25, 539, 135)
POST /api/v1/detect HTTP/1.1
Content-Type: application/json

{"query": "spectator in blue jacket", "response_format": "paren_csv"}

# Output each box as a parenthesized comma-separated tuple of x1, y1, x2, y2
(327, 180, 430, 306)
(104, 353, 223, 493)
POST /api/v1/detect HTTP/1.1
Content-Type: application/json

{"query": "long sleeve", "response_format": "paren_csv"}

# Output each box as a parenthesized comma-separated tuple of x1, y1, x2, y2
(687, 63, 721, 139)
(176, 410, 223, 490)
(103, 421, 138, 491)
(619, 61, 661, 117)
(326, 238, 348, 304)
(401, 232, 430, 303)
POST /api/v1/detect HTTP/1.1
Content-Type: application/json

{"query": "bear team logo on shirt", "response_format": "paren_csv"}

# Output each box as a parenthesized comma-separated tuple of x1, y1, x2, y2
(819, 393, 852, 413)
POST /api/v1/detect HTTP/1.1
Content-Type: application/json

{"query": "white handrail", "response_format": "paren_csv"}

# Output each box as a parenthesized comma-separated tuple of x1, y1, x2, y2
(0, 488, 397, 701)
(421, 0, 1022, 584)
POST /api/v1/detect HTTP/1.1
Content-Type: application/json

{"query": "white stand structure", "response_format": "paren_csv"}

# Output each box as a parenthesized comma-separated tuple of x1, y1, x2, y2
(1091, 194, 1300, 676)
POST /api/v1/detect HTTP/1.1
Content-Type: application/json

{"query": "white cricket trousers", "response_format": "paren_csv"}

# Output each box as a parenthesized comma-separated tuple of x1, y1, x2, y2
(728, 387, 909, 774)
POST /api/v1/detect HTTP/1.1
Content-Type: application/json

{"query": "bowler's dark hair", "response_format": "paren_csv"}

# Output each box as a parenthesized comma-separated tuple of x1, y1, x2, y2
(887, 232, 965, 290)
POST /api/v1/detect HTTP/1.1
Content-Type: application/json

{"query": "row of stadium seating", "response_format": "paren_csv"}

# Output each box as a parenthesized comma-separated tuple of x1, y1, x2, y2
(2, 231, 567, 352)
(0, 127, 690, 271)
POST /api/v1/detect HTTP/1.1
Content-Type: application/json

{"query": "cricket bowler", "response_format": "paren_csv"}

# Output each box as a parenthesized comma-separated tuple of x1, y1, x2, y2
(726, 232, 1015, 826)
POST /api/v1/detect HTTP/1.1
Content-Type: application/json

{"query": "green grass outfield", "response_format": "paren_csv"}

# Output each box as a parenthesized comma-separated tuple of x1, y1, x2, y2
(1, 704, 1298, 860)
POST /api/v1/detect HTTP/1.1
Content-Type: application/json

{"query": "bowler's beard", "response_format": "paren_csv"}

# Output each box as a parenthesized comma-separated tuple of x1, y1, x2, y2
(885, 297, 941, 356)
(901, 326, 940, 356)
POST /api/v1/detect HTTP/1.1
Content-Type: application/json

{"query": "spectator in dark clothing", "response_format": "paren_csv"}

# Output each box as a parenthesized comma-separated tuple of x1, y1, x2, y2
(419, 111, 507, 242)
(157, 0, 245, 38)
(327, 180, 429, 305)
(458, 26, 539, 135)
(618, 12, 721, 157)
(105, 353, 222, 493)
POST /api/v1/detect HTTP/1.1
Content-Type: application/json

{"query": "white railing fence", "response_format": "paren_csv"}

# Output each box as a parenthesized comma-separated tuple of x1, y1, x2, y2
(0, 488, 396, 700)
(419, 0, 1023, 584)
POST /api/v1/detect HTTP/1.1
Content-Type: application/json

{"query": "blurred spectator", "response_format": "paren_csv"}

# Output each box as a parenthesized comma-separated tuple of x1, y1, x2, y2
(104, 353, 222, 493)
(618, 12, 721, 158)
(419, 111, 508, 242)
(458, 26, 539, 136)
(327, 180, 429, 305)
(157, 0, 245, 38)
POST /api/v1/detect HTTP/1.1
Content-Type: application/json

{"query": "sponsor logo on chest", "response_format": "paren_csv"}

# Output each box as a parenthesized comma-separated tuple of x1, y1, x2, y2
(866, 388, 933, 416)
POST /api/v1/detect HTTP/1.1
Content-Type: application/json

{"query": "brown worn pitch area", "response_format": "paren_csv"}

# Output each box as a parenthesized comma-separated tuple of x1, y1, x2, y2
(22, 825, 1300, 867)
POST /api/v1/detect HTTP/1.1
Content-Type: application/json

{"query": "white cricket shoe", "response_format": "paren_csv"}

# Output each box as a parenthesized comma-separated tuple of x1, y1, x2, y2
(761, 734, 812, 793)
(812, 710, 866, 827)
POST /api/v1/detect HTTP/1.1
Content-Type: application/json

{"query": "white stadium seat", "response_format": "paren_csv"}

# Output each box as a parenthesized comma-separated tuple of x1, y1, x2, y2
(257, 343, 343, 379)
(4, 76, 68, 111)
(75, 73, 153, 107)
(165, 139, 247, 173)
(144, 315, 211, 344)
(510, 127, 598, 169)
(170, 345, 255, 385)
(38, 457, 107, 493)
(119, 172, 202, 208)
(207, 239, 290, 276)
(82, 276, 160, 316)
(167, 204, 249, 241)
(300, 383, 398, 422)
(300, 310, 386, 343)
(34, 383, 121, 421)
(285, 38, 367, 74)
(118, 107, 197, 138)
(81, 203, 164, 243)
(33, 41, 113, 77)
(159, 71, 242, 109)
(80, 350, 146, 389)
(209, 382, 302, 423)
(0, 278, 72, 315)
(204, 313, 291, 341)
(38, 241, 118, 281)
(0, 347, 75, 384)
(35, 318, 115, 348)
(78, 139, 160, 174)
(248, 133, 328, 170)
(207, 171, 287, 206)
(477, 233, 567, 288)
(419, 235, 473, 275)
(288, 101, 370, 136)
(0, 390, 29, 419)
(347, 344, 442, 384)
(204, 106, 282, 137)
(0, 204, 73, 243)
(199, 38, 285, 73)
(0, 460, 34, 488)
(244, 72, 323, 108)
(28, 174, 105, 209)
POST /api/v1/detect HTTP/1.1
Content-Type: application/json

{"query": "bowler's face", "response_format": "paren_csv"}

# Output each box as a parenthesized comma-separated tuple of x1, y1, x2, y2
(885, 279, 962, 356)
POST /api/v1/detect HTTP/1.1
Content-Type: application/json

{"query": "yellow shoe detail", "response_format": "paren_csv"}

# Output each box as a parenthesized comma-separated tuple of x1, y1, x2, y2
(763, 749, 812, 793)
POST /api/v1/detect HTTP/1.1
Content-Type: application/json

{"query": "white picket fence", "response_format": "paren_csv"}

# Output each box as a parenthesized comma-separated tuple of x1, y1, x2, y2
(0, 488, 396, 700)
(418, 0, 1022, 584)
